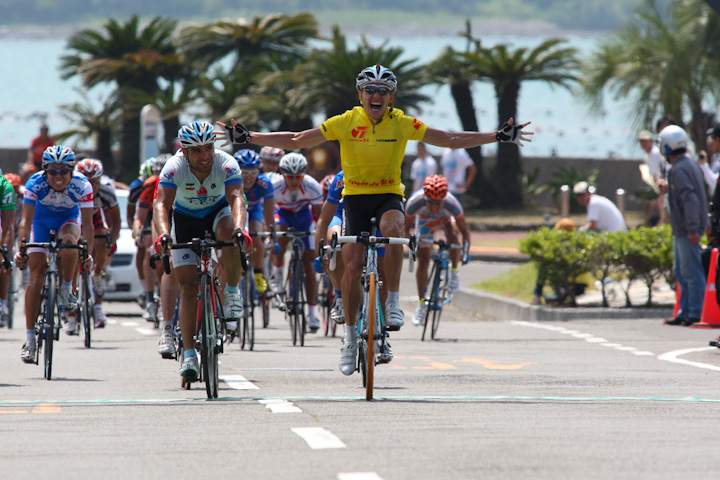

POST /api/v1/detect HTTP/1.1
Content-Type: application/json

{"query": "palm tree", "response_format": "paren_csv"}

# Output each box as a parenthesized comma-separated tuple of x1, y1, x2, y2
(582, 0, 720, 149)
(174, 13, 319, 71)
(56, 89, 120, 175)
(467, 39, 580, 207)
(60, 15, 184, 181)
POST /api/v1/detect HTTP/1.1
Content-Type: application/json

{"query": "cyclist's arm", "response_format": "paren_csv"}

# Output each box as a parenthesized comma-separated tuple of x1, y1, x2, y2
(134, 204, 149, 239)
(153, 185, 175, 239)
(423, 128, 499, 149)
(262, 197, 275, 232)
(226, 182, 247, 232)
(105, 205, 122, 245)
(126, 203, 136, 230)
(81, 206, 95, 253)
(17, 203, 34, 246)
(315, 201, 339, 252)
(1, 210, 14, 254)
(404, 214, 415, 237)
(455, 216, 472, 246)
(249, 128, 326, 151)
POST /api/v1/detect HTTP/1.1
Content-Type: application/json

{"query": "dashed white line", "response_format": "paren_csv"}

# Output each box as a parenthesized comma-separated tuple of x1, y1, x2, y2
(338, 473, 385, 480)
(134, 328, 155, 336)
(292, 427, 346, 449)
(220, 375, 259, 390)
(258, 399, 302, 413)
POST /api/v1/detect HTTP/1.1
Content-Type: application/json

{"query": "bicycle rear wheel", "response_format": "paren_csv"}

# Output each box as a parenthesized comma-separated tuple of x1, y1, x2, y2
(421, 262, 440, 342)
(242, 270, 255, 351)
(6, 268, 15, 329)
(364, 272, 376, 401)
(296, 262, 306, 347)
(286, 261, 297, 345)
(200, 276, 218, 399)
(260, 291, 270, 328)
(431, 267, 450, 340)
(44, 276, 56, 380)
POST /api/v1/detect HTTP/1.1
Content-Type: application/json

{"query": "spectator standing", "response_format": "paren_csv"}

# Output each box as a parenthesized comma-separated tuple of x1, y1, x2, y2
(440, 146, 476, 208)
(409, 142, 437, 194)
(659, 125, 708, 327)
(638, 129, 666, 225)
(573, 182, 627, 232)
(21, 124, 55, 183)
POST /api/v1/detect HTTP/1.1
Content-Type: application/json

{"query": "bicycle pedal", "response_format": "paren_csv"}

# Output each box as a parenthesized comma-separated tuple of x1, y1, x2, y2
(385, 325, 400, 332)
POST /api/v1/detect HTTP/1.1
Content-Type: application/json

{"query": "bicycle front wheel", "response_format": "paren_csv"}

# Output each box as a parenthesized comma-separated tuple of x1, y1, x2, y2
(431, 267, 450, 340)
(296, 261, 306, 347)
(80, 271, 93, 348)
(364, 272, 376, 401)
(7, 268, 15, 329)
(421, 261, 440, 342)
(200, 276, 218, 399)
(44, 275, 57, 380)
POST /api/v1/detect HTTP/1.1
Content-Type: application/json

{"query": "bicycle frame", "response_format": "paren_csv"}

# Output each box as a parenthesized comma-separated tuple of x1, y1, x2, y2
(276, 229, 312, 347)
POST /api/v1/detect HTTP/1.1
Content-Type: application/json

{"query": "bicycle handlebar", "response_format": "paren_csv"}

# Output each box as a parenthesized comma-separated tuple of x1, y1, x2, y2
(160, 235, 247, 274)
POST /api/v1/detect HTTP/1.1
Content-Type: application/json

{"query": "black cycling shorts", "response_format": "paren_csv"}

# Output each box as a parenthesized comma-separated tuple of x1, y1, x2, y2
(342, 193, 404, 236)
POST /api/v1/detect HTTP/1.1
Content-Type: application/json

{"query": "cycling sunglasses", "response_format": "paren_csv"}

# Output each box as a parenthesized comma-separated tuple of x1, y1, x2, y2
(241, 168, 259, 176)
(46, 167, 73, 176)
(363, 85, 392, 96)
(284, 174, 304, 180)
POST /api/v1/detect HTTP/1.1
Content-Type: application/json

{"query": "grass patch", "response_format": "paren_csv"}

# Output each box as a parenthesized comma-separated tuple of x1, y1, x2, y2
(471, 262, 537, 303)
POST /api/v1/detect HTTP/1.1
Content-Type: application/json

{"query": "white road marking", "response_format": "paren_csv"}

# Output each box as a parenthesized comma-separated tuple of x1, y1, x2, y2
(585, 337, 608, 343)
(107, 319, 117, 325)
(658, 347, 720, 372)
(632, 351, 655, 356)
(338, 473, 385, 480)
(258, 399, 302, 413)
(121, 321, 139, 327)
(220, 375, 259, 390)
(134, 328, 155, 336)
(292, 427, 346, 449)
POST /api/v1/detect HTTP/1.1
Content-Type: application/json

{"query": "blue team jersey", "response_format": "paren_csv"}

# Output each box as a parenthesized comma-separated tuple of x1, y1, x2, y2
(245, 173, 274, 211)
(326, 171, 344, 205)
(24, 171, 94, 217)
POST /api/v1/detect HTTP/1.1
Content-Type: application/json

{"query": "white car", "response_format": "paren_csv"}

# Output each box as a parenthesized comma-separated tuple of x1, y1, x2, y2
(104, 188, 143, 301)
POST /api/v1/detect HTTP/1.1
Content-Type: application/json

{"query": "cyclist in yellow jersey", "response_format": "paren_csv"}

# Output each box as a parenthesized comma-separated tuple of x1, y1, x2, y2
(217, 64, 533, 376)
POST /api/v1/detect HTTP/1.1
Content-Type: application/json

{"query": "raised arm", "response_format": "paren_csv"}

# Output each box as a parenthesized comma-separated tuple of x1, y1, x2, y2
(216, 119, 326, 150)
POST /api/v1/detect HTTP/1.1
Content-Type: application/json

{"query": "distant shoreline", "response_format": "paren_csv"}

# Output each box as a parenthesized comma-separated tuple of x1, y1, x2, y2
(0, 19, 607, 40)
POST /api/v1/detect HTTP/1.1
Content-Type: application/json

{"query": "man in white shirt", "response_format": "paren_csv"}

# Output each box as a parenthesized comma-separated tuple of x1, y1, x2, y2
(573, 182, 626, 232)
(440, 146, 476, 208)
(409, 142, 437, 194)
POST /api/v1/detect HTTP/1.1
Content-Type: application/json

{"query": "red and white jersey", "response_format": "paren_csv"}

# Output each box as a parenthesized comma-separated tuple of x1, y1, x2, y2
(272, 175, 324, 214)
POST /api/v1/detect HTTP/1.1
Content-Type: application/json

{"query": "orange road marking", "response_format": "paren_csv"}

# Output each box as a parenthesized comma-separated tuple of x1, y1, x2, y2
(32, 403, 61, 414)
(0, 410, 29, 414)
(454, 358, 538, 370)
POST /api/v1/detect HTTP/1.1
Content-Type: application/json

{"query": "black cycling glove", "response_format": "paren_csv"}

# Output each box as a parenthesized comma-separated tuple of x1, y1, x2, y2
(224, 122, 251, 144)
(496, 120, 523, 144)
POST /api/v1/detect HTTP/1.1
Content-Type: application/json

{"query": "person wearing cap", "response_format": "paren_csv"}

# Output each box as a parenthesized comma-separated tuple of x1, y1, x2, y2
(573, 182, 626, 233)
(658, 125, 707, 326)
(637, 129, 666, 225)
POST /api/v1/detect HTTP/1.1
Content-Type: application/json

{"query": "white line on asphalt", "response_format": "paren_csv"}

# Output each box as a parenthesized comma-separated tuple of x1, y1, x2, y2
(585, 337, 608, 343)
(338, 473, 385, 480)
(601, 343, 622, 347)
(220, 375, 259, 390)
(107, 319, 117, 325)
(258, 399, 302, 413)
(658, 347, 720, 372)
(632, 351, 655, 356)
(134, 328, 155, 336)
(121, 321, 139, 327)
(292, 427, 346, 449)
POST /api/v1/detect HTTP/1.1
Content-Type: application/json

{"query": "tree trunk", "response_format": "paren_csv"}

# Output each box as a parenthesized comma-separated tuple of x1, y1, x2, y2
(494, 81, 523, 208)
(96, 127, 115, 178)
(448, 80, 497, 207)
(163, 115, 180, 154)
(119, 111, 141, 184)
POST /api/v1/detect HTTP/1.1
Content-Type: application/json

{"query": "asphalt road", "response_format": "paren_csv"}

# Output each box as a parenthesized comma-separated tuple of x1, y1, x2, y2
(2, 261, 720, 480)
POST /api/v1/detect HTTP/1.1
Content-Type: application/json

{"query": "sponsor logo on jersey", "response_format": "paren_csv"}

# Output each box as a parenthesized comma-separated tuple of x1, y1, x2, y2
(351, 126, 369, 140)
(413, 118, 424, 130)
(81, 193, 94, 203)
(225, 167, 238, 179)
(162, 172, 174, 181)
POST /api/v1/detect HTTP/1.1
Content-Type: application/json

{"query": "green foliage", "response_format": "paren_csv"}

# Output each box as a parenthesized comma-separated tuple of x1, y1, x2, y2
(520, 225, 674, 306)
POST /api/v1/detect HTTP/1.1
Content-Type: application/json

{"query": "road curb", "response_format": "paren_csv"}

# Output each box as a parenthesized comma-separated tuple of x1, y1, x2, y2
(454, 288, 673, 321)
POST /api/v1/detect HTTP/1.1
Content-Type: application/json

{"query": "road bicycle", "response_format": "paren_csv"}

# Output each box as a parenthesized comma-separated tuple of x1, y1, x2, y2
(76, 241, 94, 348)
(420, 239, 469, 341)
(162, 235, 246, 398)
(276, 229, 313, 346)
(239, 250, 256, 350)
(331, 220, 416, 401)
(317, 240, 342, 338)
(2, 246, 16, 329)
(21, 232, 87, 380)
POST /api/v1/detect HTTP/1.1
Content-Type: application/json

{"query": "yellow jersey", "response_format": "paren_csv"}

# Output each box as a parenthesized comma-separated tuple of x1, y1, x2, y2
(320, 106, 428, 196)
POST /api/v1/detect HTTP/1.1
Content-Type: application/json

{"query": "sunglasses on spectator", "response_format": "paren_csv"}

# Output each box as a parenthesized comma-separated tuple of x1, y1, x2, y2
(284, 174, 304, 180)
(241, 168, 259, 176)
(363, 85, 392, 96)
(46, 167, 72, 176)
(425, 198, 444, 205)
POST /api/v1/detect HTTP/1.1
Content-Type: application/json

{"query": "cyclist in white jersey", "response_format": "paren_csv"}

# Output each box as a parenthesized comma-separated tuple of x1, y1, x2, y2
(259, 146, 284, 181)
(153, 121, 252, 382)
(271, 152, 324, 332)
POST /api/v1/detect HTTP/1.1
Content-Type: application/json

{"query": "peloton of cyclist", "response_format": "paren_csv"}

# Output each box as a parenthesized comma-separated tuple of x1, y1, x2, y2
(259, 146, 284, 181)
(16, 146, 95, 363)
(234, 149, 276, 298)
(217, 63, 532, 375)
(153, 121, 251, 382)
(74, 158, 121, 329)
(127, 158, 155, 308)
(314, 171, 345, 324)
(269, 152, 324, 333)
(405, 174, 472, 325)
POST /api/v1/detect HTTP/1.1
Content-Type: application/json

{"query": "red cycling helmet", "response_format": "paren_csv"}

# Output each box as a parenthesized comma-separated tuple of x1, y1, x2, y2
(321, 174, 335, 198)
(423, 174, 448, 200)
(3, 172, 21, 190)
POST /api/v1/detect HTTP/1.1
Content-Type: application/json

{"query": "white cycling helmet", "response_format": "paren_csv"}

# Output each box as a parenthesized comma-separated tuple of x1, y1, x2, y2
(152, 153, 172, 175)
(177, 121, 215, 148)
(279, 152, 308, 175)
(658, 125, 689, 156)
(259, 146, 285, 162)
(75, 158, 104, 180)
(42, 145, 76, 167)
(356, 64, 397, 92)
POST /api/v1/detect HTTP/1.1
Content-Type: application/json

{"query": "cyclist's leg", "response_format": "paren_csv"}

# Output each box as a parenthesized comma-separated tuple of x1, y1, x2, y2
(0, 265, 9, 326)
(271, 211, 292, 292)
(377, 205, 406, 328)
(158, 266, 179, 358)
(444, 218, 462, 293)
(215, 212, 244, 320)
(302, 246, 320, 331)
(22, 252, 48, 360)
(92, 219, 110, 326)
(247, 218, 267, 292)
(58, 221, 81, 312)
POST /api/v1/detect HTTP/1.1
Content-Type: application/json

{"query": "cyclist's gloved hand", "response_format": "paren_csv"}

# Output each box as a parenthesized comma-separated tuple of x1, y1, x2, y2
(154, 233, 170, 254)
(496, 118, 523, 144)
(109, 242, 117, 255)
(314, 256, 323, 274)
(224, 121, 251, 144)
(14, 251, 27, 269)
(233, 228, 253, 249)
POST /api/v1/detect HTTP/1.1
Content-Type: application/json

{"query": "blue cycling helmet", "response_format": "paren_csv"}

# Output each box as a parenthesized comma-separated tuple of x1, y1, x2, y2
(234, 149, 262, 169)
(42, 145, 76, 167)
(177, 121, 215, 148)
